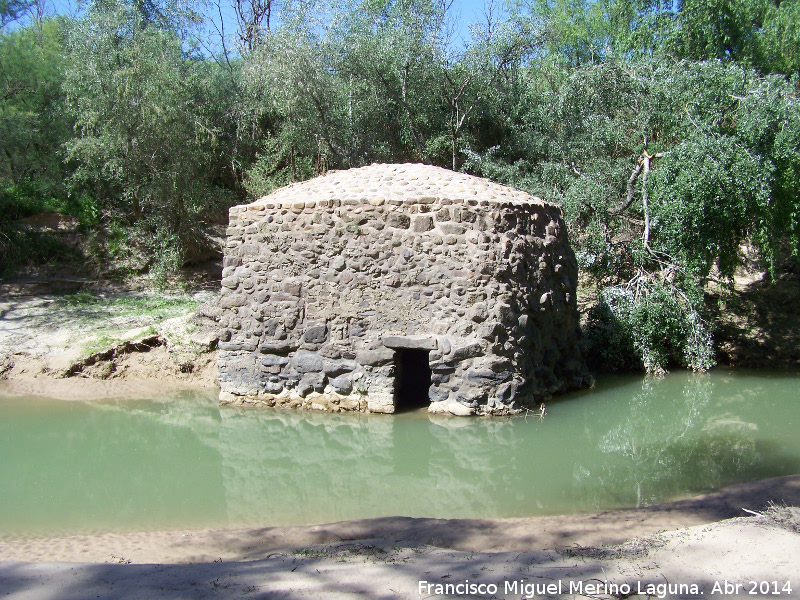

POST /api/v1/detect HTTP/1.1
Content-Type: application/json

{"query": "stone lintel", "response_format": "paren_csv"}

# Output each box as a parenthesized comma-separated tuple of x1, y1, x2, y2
(381, 336, 438, 351)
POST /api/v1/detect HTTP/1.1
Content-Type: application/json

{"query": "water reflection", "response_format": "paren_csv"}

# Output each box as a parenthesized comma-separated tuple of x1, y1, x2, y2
(571, 373, 800, 510)
(214, 406, 526, 525)
(1, 370, 798, 535)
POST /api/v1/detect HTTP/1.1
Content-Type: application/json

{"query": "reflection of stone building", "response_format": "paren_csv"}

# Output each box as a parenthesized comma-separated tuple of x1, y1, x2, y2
(217, 163, 590, 415)
(214, 407, 523, 525)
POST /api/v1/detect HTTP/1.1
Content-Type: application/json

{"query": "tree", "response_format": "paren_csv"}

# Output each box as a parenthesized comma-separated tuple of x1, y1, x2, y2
(0, 18, 70, 194)
(241, 24, 346, 196)
(234, 0, 275, 51)
(333, 0, 452, 163)
(64, 0, 223, 274)
(1, 0, 31, 30)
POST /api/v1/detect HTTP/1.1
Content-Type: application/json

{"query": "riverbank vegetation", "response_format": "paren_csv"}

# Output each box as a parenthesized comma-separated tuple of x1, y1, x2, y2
(1, 0, 798, 373)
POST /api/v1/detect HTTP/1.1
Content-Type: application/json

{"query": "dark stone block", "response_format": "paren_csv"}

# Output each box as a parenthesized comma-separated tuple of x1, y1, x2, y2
(298, 372, 326, 396)
(387, 212, 410, 229)
(467, 369, 512, 383)
(261, 355, 289, 366)
(292, 350, 324, 373)
(323, 359, 358, 376)
(303, 323, 328, 344)
(429, 386, 449, 402)
(449, 341, 483, 362)
(218, 341, 257, 352)
(259, 340, 297, 354)
(356, 348, 395, 366)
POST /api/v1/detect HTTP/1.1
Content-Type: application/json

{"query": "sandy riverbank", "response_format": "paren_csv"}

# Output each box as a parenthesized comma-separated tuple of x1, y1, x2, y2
(0, 347, 217, 401)
(0, 517, 798, 600)
(0, 291, 220, 401)
(1, 477, 799, 599)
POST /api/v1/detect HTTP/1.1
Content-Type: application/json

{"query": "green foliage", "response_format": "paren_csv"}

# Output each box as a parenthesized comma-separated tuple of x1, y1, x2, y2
(244, 138, 316, 199)
(586, 276, 715, 374)
(0, 182, 83, 275)
(0, 18, 71, 198)
(0, 226, 79, 276)
(650, 134, 770, 278)
(63, 0, 227, 272)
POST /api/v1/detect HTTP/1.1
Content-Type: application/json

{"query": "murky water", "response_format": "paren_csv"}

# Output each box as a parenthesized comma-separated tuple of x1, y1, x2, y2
(1, 369, 798, 536)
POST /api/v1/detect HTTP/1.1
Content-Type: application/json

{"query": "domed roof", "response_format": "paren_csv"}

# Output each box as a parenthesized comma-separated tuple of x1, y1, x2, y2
(250, 163, 547, 208)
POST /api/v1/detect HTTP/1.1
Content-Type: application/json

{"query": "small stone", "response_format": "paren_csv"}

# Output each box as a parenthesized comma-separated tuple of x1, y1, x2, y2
(292, 350, 324, 373)
(428, 400, 450, 414)
(298, 372, 326, 396)
(447, 401, 475, 416)
(496, 383, 515, 402)
(283, 281, 302, 296)
(323, 359, 358, 376)
(265, 381, 284, 393)
(330, 256, 346, 271)
(439, 222, 466, 235)
(428, 386, 449, 402)
(330, 374, 353, 394)
(260, 340, 297, 354)
(449, 341, 483, 362)
(477, 321, 503, 340)
(412, 215, 434, 232)
(303, 323, 328, 344)
(219, 294, 247, 308)
(468, 302, 488, 323)
(261, 355, 289, 366)
(387, 212, 410, 229)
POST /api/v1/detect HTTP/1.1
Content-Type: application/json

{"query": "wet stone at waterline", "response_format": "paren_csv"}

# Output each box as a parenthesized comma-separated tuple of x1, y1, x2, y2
(217, 163, 591, 415)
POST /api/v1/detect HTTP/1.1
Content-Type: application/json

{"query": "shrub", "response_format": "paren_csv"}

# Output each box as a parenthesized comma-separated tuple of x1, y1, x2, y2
(586, 275, 715, 375)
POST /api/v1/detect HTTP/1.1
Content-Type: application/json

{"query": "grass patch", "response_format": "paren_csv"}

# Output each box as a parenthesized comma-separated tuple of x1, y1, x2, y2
(55, 292, 200, 318)
(79, 326, 159, 357)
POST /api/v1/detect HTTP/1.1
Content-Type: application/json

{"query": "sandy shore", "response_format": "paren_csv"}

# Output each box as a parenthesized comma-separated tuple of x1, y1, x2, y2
(0, 348, 217, 401)
(0, 292, 220, 401)
(1, 476, 799, 599)
(1, 517, 798, 600)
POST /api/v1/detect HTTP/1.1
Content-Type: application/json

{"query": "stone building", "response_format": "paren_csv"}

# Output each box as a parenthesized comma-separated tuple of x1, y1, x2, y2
(217, 163, 590, 415)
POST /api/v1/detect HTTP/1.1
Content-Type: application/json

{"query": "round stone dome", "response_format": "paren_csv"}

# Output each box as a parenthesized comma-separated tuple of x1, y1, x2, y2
(250, 163, 546, 209)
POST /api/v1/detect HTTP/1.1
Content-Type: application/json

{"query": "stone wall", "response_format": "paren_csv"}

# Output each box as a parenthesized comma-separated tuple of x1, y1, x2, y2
(218, 164, 591, 415)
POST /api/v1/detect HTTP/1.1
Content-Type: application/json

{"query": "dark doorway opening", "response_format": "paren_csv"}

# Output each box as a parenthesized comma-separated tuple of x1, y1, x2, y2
(393, 349, 432, 412)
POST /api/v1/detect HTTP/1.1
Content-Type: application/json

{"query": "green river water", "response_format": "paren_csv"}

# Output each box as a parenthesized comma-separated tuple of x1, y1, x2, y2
(1, 369, 798, 536)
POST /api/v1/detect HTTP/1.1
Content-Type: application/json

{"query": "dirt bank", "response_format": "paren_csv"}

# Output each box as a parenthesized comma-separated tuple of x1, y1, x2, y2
(0, 290, 220, 400)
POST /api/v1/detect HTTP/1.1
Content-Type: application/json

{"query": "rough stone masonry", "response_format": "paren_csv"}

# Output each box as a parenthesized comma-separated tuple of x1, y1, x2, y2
(218, 163, 591, 415)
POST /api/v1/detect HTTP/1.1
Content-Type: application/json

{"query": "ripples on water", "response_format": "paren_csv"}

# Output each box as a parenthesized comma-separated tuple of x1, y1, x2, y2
(1, 369, 798, 535)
